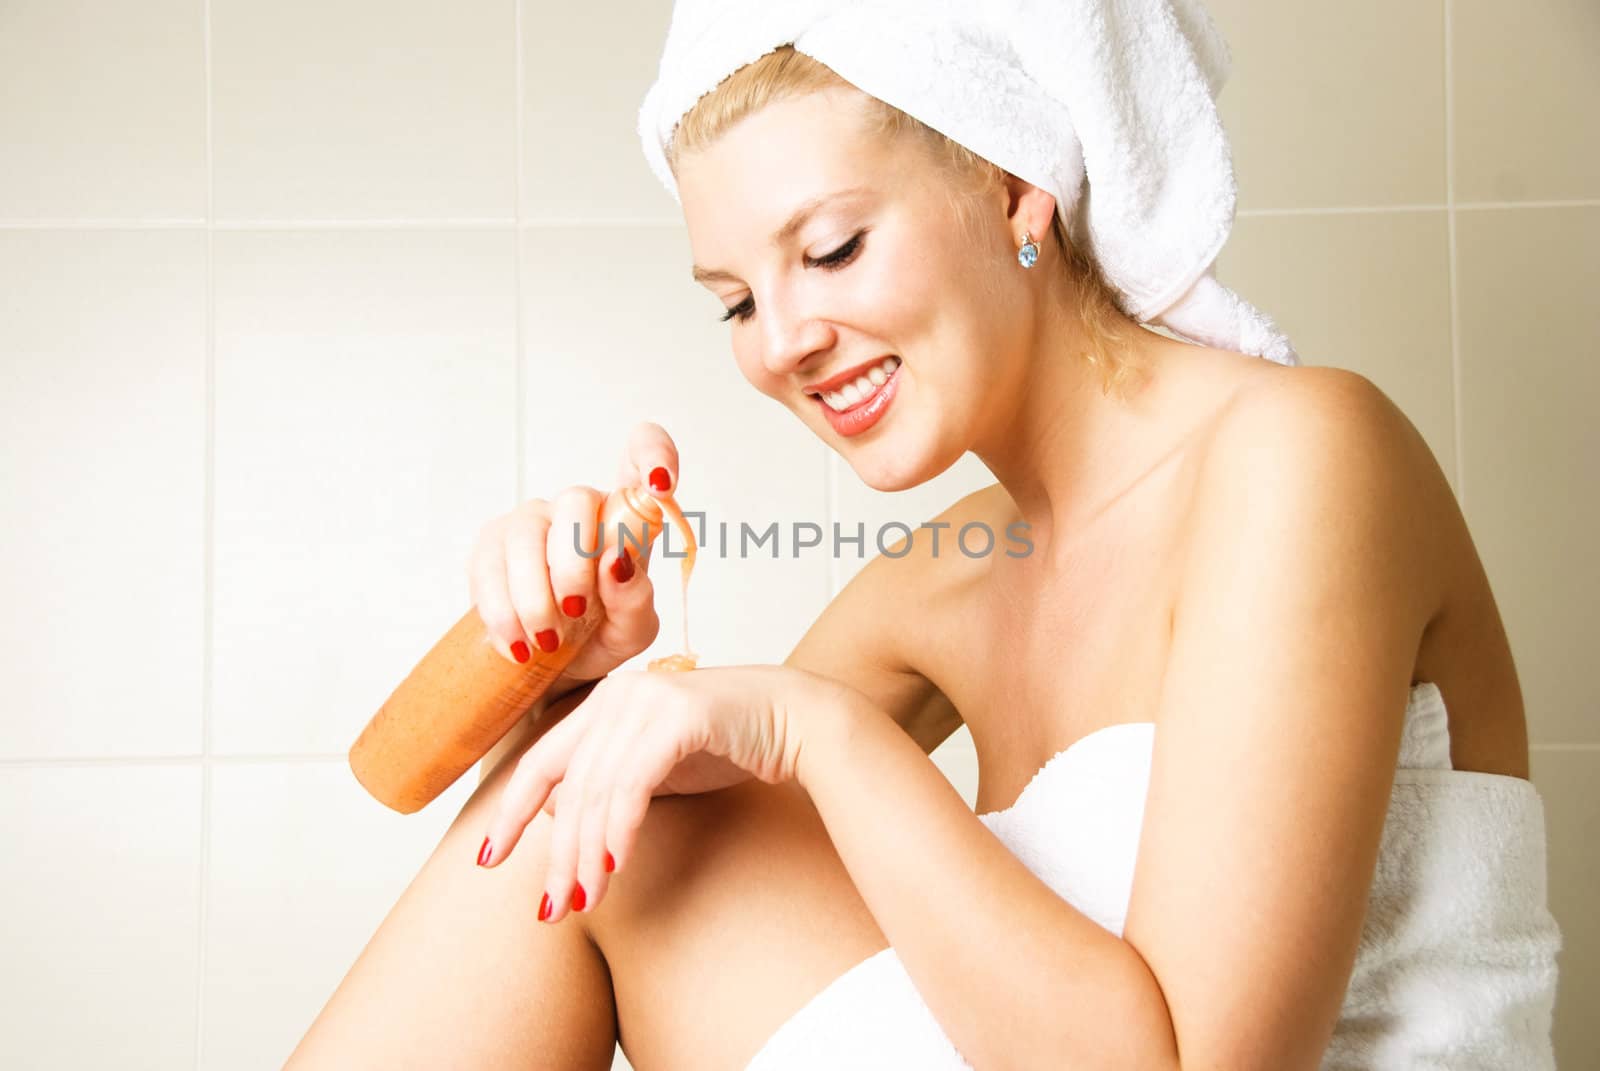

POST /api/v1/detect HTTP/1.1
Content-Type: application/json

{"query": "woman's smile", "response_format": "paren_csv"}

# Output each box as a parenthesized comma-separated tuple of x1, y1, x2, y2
(811, 356, 902, 436)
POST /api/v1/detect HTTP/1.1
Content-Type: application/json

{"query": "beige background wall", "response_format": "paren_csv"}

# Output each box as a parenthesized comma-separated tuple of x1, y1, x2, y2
(1, 2, 1594, 1068)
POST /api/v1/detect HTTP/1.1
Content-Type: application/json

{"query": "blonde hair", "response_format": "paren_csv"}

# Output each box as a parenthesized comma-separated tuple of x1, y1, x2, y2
(666, 45, 1142, 399)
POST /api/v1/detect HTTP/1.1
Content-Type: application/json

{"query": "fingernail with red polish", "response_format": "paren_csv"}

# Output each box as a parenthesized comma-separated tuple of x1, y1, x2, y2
(604, 851, 616, 873)
(610, 551, 635, 584)
(477, 836, 493, 867)
(534, 629, 559, 653)
(561, 595, 587, 618)
(510, 640, 530, 664)
(572, 883, 587, 912)
(649, 467, 671, 493)
(538, 892, 552, 922)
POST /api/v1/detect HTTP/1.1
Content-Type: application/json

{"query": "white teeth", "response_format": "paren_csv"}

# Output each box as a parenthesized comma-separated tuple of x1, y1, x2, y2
(819, 356, 901, 412)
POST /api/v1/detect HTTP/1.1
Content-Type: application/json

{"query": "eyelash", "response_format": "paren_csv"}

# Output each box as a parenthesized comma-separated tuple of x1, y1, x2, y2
(719, 231, 866, 324)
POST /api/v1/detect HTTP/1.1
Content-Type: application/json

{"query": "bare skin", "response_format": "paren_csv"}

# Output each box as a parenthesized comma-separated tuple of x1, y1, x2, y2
(286, 85, 1529, 1069)
(285, 352, 1527, 1068)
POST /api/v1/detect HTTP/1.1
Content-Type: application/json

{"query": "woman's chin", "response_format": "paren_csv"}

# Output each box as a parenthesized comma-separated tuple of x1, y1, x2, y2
(843, 447, 932, 493)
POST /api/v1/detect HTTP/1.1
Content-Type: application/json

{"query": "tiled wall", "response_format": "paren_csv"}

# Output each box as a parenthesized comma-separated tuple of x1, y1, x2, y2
(1, 2, 1593, 1068)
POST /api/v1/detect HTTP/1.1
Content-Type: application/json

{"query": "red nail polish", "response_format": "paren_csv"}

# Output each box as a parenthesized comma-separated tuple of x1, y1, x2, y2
(538, 892, 551, 922)
(572, 883, 587, 911)
(477, 836, 493, 866)
(534, 629, 559, 653)
(649, 467, 671, 492)
(510, 640, 530, 664)
(561, 595, 587, 618)
(610, 551, 635, 584)
(604, 851, 615, 873)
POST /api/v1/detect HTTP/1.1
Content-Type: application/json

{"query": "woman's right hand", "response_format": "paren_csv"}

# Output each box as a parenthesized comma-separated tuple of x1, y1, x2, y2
(467, 421, 681, 702)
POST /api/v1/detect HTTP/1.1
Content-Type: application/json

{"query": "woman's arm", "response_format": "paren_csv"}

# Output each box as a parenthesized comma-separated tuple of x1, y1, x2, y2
(797, 689, 1180, 1071)
(792, 375, 1439, 1070)
(480, 484, 988, 786)
(780, 500, 974, 755)
(783, 483, 1017, 754)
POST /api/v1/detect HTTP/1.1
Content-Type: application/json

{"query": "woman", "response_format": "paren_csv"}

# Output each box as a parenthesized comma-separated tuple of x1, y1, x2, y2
(289, 14, 1561, 1071)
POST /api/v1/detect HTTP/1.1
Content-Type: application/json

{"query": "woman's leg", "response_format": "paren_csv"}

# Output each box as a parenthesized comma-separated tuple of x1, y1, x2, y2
(583, 778, 890, 1070)
(284, 750, 620, 1070)
(288, 737, 889, 1070)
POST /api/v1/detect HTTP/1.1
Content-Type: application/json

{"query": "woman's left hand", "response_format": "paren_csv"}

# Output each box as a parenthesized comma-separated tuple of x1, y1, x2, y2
(476, 663, 846, 923)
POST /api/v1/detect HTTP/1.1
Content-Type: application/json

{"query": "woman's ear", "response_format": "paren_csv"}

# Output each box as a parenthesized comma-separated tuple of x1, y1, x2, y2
(1001, 175, 1058, 246)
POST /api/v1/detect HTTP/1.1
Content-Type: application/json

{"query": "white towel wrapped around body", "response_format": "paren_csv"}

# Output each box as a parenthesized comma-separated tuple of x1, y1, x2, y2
(742, 682, 1563, 1069)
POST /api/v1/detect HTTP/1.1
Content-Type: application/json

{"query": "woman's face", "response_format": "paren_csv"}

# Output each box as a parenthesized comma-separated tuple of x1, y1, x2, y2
(676, 88, 1038, 491)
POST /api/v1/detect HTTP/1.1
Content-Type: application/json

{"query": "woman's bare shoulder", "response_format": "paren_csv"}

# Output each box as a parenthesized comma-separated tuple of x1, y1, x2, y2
(1195, 363, 1455, 621)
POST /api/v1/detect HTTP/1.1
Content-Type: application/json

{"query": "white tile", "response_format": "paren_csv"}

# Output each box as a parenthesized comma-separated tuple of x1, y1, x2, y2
(211, 230, 518, 755)
(522, 225, 832, 670)
(1206, 0, 1446, 209)
(203, 760, 475, 1069)
(0, 765, 202, 1068)
(0, 0, 205, 219)
(1454, 0, 1600, 202)
(211, 0, 516, 220)
(1455, 207, 1600, 744)
(831, 452, 999, 590)
(0, 230, 207, 758)
(521, 2, 679, 221)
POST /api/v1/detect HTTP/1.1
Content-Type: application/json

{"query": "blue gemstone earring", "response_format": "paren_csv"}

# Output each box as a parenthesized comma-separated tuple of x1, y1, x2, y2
(1017, 231, 1039, 269)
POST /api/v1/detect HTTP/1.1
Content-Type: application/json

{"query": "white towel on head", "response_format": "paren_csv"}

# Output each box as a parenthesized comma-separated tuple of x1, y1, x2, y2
(638, 0, 1301, 365)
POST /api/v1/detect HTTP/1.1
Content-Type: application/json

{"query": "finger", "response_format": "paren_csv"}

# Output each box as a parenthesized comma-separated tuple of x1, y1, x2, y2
(542, 782, 559, 818)
(502, 506, 566, 660)
(469, 512, 546, 665)
(546, 485, 604, 628)
(596, 536, 661, 648)
(574, 701, 651, 911)
(606, 708, 697, 878)
(542, 706, 612, 924)
(616, 420, 680, 499)
(482, 699, 589, 866)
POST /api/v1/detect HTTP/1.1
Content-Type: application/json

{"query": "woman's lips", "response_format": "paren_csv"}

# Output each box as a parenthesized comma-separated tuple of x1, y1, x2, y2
(814, 361, 900, 437)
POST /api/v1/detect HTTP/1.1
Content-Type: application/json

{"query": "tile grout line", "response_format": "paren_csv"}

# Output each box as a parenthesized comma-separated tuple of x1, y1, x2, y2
(1239, 204, 1449, 217)
(514, 0, 525, 510)
(1, 200, 1596, 233)
(1444, 0, 1466, 513)
(0, 755, 359, 768)
(195, 0, 215, 1065)
(1452, 199, 1600, 211)
(0, 219, 208, 228)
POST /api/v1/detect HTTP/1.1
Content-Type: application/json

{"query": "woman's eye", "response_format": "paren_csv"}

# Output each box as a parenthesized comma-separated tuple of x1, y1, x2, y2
(717, 230, 867, 325)
(811, 231, 865, 270)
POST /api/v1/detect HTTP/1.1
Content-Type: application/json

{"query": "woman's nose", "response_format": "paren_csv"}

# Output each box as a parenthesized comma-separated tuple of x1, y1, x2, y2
(760, 303, 835, 378)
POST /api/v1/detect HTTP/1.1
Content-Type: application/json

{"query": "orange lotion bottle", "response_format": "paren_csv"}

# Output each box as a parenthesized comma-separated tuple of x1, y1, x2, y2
(349, 486, 695, 814)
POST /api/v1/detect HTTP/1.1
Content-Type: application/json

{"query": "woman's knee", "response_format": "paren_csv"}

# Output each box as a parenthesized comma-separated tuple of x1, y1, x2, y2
(584, 778, 874, 954)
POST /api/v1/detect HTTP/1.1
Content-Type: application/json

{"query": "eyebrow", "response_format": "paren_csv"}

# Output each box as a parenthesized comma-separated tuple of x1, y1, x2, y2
(691, 185, 873, 286)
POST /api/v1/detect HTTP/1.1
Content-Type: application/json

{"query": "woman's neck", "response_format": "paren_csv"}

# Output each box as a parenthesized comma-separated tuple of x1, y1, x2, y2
(972, 323, 1262, 564)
